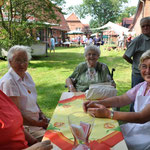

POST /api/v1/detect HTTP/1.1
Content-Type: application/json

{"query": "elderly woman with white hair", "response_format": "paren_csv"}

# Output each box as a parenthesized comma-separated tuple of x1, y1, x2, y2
(0, 45, 49, 142)
(66, 45, 115, 92)
(83, 49, 150, 150)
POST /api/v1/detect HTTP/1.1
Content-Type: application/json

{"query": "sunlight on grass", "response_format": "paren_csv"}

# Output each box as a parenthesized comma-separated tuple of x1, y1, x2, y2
(0, 46, 131, 117)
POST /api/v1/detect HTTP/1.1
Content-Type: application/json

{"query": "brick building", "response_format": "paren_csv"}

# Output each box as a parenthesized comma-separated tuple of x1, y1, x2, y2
(122, 17, 134, 28)
(38, 9, 70, 44)
(66, 13, 90, 42)
(130, 0, 150, 35)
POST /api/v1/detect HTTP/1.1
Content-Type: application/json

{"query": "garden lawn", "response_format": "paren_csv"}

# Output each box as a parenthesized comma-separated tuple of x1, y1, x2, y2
(0, 45, 132, 118)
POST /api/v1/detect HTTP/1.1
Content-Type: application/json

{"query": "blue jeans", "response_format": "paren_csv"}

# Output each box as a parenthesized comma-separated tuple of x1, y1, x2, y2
(130, 73, 144, 112)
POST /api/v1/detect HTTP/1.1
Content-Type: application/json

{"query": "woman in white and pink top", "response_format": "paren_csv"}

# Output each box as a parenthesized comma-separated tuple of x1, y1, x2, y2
(0, 45, 49, 141)
(83, 49, 150, 150)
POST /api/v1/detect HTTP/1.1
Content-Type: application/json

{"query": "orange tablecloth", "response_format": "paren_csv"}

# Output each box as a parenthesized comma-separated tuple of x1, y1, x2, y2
(43, 92, 126, 150)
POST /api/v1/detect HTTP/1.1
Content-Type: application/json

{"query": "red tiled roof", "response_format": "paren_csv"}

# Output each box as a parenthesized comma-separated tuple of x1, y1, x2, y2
(51, 10, 70, 31)
(66, 13, 81, 22)
(83, 24, 89, 27)
(122, 18, 133, 25)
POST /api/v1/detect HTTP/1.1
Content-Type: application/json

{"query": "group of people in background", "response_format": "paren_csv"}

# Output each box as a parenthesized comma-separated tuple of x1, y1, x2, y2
(83, 32, 104, 48)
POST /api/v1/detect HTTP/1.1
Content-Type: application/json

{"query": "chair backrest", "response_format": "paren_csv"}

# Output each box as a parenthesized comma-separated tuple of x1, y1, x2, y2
(111, 68, 115, 79)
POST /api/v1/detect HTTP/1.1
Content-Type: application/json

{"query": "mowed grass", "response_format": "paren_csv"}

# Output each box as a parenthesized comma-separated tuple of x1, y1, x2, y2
(0, 45, 132, 118)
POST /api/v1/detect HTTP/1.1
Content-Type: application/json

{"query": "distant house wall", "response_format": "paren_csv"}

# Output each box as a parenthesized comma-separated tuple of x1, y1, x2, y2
(131, 0, 150, 36)
(66, 13, 85, 41)
(67, 21, 84, 31)
(144, 0, 150, 16)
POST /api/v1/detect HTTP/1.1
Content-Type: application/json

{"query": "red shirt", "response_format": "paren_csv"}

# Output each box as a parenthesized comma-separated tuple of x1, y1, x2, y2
(0, 90, 28, 150)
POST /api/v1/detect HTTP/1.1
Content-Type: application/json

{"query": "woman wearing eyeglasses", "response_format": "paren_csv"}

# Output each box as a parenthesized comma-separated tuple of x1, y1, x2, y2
(83, 49, 150, 150)
(66, 45, 115, 92)
(0, 45, 49, 142)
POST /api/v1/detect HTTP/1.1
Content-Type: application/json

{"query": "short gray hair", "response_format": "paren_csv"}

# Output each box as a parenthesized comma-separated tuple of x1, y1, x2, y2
(139, 50, 150, 66)
(84, 45, 101, 57)
(7, 45, 32, 63)
(140, 17, 150, 26)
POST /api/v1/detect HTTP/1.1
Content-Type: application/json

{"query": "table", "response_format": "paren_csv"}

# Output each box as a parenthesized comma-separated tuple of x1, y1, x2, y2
(62, 42, 78, 47)
(43, 92, 128, 150)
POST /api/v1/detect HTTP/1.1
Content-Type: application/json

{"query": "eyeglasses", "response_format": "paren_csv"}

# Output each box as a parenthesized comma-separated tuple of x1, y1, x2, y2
(141, 25, 150, 28)
(86, 53, 98, 57)
(140, 64, 150, 70)
(14, 59, 28, 64)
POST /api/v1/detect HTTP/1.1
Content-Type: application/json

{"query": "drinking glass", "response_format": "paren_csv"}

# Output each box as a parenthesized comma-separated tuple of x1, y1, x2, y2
(68, 111, 95, 150)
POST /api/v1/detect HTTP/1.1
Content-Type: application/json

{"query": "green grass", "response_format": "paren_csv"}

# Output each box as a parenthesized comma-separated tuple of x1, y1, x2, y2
(0, 45, 132, 117)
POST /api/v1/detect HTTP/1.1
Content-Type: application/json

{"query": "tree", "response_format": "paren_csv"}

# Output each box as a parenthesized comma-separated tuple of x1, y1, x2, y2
(117, 6, 137, 22)
(0, 0, 65, 49)
(68, 0, 128, 27)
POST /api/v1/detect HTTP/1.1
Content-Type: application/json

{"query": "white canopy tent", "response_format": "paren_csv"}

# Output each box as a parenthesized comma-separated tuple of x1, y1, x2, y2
(92, 21, 135, 36)
(66, 30, 83, 35)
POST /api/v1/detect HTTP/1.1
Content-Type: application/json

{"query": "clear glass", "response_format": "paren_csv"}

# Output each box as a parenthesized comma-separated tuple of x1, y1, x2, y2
(68, 112, 95, 150)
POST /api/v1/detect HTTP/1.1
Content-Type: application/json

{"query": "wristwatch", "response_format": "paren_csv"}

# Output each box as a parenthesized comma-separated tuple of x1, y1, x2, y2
(110, 110, 114, 119)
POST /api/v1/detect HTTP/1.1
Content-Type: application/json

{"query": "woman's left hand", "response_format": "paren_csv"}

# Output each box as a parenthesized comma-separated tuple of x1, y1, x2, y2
(87, 103, 110, 118)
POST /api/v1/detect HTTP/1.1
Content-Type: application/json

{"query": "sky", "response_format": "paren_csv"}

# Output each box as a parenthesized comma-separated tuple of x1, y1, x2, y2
(64, 0, 139, 24)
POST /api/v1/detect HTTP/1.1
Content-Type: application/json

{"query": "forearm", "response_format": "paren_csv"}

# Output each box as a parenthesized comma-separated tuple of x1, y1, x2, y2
(36, 104, 47, 120)
(123, 54, 133, 64)
(112, 111, 145, 123)
(99, 94, 132, 108)
(66, 78, 77, 92)
(23, 113, 48, 129)
(24, 129, 37, 146)
(23, 114, 40, 126)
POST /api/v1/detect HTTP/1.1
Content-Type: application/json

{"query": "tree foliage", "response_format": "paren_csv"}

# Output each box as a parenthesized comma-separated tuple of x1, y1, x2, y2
(117, 6, 137, 22)
(0, 0, 65, 49)
(68, 0, 128, 27)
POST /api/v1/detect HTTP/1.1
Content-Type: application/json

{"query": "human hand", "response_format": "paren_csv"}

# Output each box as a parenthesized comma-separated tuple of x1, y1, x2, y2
(87, 103, 110, 118)
(26, 140, 53, 150)
(38, 119, 49, 129)
(83, 100, 100, 113)
(69, 85, 77, 92)
(39, 113, 50, 123)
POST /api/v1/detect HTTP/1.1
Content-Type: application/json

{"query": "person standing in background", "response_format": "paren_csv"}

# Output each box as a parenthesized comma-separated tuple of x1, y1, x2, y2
(93, 33, 104, 48)
(118, 32, 126, 50)
(77, 36, 81, 46)
(84, 34, 93, 48)
(49, 35, 55, 53)
(123, 17, 150, 111)
(126, 34, 132, 48)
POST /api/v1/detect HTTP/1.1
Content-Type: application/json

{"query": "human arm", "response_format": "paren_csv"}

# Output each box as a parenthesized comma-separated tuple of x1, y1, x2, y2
(65, 63, 86, 92)
(123, 54, 133, 64)
(48, 38, 51, 47)
(83, 93, 132, 111)
(122, 37, 138, 64)
(37, 103, 50, 124)
(84, 103, 150, 124)
(83, 94, 150, 123)
(24, 128, 37, 146)
(24, 140, 53, 150)
(66, 77, 77, 92)
(9, 96, 48, 129)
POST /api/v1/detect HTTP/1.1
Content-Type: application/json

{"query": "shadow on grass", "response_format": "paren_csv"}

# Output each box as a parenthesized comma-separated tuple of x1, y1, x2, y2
(36, 82, 67, 117)
(29, 52, 128, 72)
